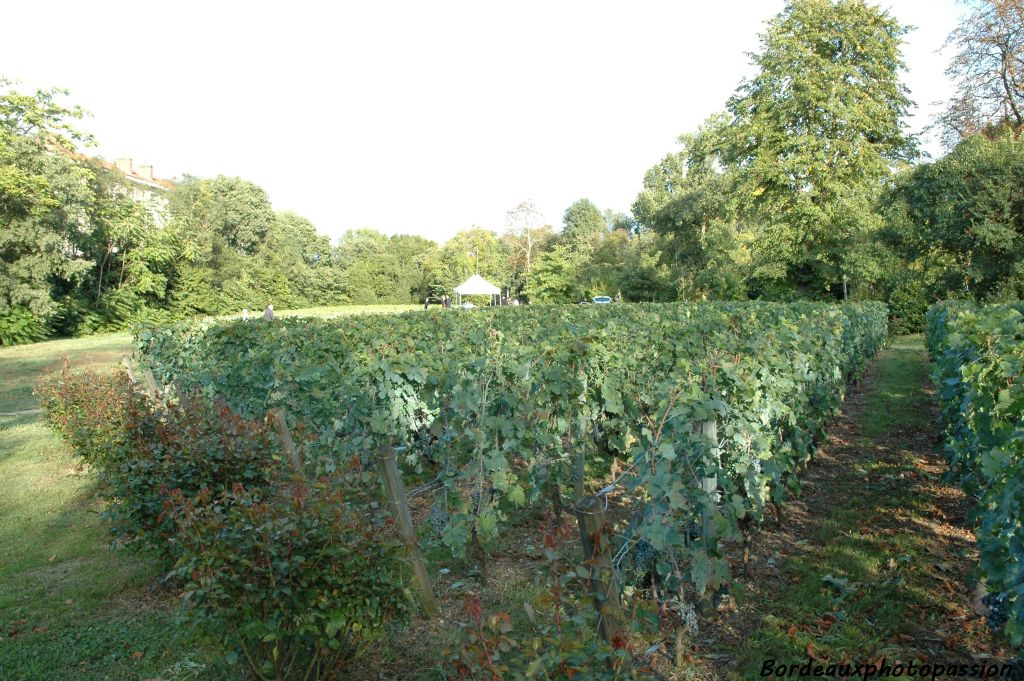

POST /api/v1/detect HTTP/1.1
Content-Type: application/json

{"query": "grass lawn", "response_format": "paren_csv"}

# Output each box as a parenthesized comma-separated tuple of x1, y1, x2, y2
(271, 303, 420, 319)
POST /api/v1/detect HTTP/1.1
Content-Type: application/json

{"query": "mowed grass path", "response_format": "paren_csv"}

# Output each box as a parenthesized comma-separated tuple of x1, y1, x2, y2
(0, 305, 418, 680)
(719, 336, 1014, 678)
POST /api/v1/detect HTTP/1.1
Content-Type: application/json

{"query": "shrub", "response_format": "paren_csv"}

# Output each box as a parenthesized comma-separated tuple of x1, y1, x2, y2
(39, 364, 413, 677)
(0, 306, 51, 345)
(166, 476, 413, 680)
(35, 361, 133, 467)
(109, 397, 282, 561)
(37, 363, 282, 563)
(886, 277, 929, 335)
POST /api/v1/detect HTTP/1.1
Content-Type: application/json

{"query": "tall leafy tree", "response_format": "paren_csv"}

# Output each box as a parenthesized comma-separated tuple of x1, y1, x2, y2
(0, 79, 95, 341)
(77, 162, 174, 329)
(166, 175, 280, 313)
(504, 200, 547, 296)
(888, 131, 1024, 303)
(723, 0, 917, 297)
(633, 115, 749, 300)
(206, 176, 274, 255)
(526, 244, 587, 303)
(561, 198, 607, 252)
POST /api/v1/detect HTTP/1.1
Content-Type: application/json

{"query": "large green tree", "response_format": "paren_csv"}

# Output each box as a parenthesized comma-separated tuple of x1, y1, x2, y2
(330, 229, 440, 304)
(561, 198, 607, 252)
(503, 200, 550, 297)
(73, 162, 175, 330)
(723, 0, 916, 298)
(633, 115, 749, 301)
(885, 131, 1024, 307)
(0, 80, 96, 341)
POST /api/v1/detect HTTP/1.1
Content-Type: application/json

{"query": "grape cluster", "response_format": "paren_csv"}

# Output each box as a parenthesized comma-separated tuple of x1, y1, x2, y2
(427, 500, 449, 536)
(411, 423, 440, 467)
(687, 519, 703, 542)
(469, 485, 498, 512)
(982, 591, 1010, 632)
(676, 599, 699, 636)
(634, 539, 660, 574)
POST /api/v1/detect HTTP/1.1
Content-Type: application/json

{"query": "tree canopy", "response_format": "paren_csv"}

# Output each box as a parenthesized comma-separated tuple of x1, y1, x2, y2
(5, 0, 1024, 341)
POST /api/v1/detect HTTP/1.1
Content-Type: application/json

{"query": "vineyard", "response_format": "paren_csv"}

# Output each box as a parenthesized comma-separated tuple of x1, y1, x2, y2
(17, 299, 1024, 678)
(121, 302, 883, 671)
(927, 302, 1024, 647)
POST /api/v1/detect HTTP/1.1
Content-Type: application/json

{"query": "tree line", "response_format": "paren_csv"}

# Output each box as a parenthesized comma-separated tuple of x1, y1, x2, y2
(2, 0, 1023, 344)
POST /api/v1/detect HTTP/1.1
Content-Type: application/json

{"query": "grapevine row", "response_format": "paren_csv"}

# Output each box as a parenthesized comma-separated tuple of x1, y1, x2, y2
(926, 302, 1024, 646)
(138, 301, 886, 597)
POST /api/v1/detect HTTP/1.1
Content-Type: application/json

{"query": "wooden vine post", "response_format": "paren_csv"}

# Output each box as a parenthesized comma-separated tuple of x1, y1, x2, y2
(575, 495, 629, 654)
(142, 369, 160, 398)
(121, 357, 159, 399)
(120, 356, 138, 383)
(698, 419, 720, 545)
(268, 408, 303, 474)
(377, 445, 440, 620)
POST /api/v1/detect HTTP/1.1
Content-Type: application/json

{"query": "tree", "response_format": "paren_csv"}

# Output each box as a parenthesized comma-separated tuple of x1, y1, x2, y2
(526, 244, 587, 303)
(504, 200, 546, 296)
(633, 115, 749, 301)
(561, 198, 607, 251)
(887, 131, 1024, 304)
(0, 78, 95, 341)
(332, 229, 391, 304)
(441, 228, 512, 292)
(603, 209, 635, 234)
(206, 176, 274, 255)
(617, 232, 676, 302)
(275, 211, 330, 266)
(76, 162, 174, 329)
(939, 0, 1024, 145)
(722, 0, 917, 298)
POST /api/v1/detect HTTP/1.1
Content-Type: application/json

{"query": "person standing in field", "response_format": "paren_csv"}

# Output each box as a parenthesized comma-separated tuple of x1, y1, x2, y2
(263, 304, 274, 321)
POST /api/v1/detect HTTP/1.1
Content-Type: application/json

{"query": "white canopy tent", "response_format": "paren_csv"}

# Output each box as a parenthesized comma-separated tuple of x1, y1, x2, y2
(454, 274, 501, 306)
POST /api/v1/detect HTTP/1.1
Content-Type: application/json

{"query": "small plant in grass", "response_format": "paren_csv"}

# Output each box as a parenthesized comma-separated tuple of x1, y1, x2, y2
(166, 474, 413, 681)
(448, 516, 644, 680)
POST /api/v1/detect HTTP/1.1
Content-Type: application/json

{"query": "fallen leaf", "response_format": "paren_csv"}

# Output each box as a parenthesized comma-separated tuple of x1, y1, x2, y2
(806, 643, 828, 663)
(132, 651, 145, 659)
(786, 624, 798, 638)
(897, 633, 914, 642)
(48, 554, 56, 562)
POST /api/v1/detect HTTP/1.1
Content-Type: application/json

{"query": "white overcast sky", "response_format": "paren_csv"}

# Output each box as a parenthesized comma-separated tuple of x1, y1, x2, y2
(2, 0, 962, 245)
